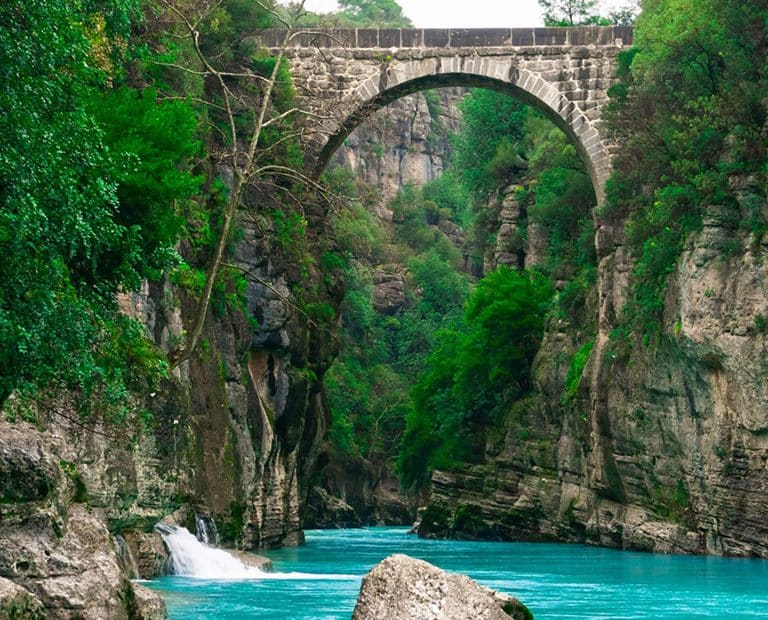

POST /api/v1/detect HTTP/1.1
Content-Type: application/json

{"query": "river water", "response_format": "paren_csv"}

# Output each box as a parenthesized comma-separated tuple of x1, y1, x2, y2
(145, 526, 768, 619)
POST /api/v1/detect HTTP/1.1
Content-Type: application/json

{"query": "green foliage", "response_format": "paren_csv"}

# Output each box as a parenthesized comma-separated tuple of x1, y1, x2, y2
(606, 0, 767, 341)
(563, 339, 595, 402)
(398, 267, 553, 490)
(538, 0, 607, 26)
(59, 460, 88, 503)
(86, 86, 203, 286)
(336, 0, 413, 27)
(0, 0, 195, 418)
(451, 90, 529, 198)
(327, 169, 387, 261)
(525, 114, 596, 278)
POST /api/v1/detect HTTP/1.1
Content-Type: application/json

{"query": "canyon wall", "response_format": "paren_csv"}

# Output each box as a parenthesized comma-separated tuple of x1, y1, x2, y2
(420, 176, 768, 558)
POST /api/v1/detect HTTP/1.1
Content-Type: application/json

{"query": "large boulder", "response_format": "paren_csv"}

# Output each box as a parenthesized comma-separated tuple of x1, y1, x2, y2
(0, 418, 166, 619)
(352, 554, 532, 620)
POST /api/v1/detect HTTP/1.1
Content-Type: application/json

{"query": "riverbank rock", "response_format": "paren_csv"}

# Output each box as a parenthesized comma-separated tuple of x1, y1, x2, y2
(0, 417, 166, 619)
(352, 554, 532, 620)
(0, 577, 44, 619)
(227, 550, 273, 572)
(132, 583, 167, 620)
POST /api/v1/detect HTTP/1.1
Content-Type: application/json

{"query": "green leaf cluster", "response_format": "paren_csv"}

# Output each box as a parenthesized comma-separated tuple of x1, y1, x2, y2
(398, 267, 553, 490)
(335, 0, 413, 27)
(0, 0, 202, 418)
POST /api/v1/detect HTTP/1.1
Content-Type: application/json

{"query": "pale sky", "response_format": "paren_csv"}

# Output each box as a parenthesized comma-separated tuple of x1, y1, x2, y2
(301, 0, 546, 28)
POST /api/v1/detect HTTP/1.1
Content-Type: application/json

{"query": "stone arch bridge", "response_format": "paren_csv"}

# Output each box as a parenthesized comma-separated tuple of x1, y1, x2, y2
(258, 26, 633, 205)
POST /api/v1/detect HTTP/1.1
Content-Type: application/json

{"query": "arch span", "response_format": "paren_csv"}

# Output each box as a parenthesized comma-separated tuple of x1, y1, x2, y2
(266, 27, 630, 206)
(315, 60, 611, 204)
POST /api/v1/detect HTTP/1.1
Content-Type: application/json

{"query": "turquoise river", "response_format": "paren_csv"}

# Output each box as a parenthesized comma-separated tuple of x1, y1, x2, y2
(145, 526, 768, 619)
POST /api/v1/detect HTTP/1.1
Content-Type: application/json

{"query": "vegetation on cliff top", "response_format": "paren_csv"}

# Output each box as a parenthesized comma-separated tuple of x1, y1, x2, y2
(607, 0, 768, 343)
(0, 0, 321, 423)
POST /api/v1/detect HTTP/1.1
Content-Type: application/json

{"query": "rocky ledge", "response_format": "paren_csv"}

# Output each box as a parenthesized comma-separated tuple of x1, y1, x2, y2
(352, 554, 532, 620)
(0, 417, 167, 619)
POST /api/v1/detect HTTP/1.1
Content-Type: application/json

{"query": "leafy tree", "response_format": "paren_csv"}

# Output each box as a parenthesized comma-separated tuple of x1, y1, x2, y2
(337, 0, 413, 27)
(147, 0, 326, 367)
(606, 0, 768, 338)
(538, 0, 607, 26)
(0, 0, 197, 416)
(451, 90, 529, 198)
(398, 267, 552, 490)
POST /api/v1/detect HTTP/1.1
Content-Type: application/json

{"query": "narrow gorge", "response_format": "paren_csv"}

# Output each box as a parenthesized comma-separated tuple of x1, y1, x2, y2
(1, 0, 767, 618)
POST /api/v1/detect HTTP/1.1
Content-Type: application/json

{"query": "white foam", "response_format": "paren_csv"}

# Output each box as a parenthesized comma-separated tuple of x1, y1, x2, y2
(155, 523, 356, 581)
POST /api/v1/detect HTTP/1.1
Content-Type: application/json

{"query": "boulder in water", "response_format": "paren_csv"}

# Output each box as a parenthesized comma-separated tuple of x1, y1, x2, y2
(352, 554, 533, 620)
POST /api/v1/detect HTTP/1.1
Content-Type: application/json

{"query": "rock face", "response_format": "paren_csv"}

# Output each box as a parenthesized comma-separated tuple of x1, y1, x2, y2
(420, 178, 768, 558)
(307, 89, 465, 528)
(108, 187, 342, 555)
(0, 418, 166, 619)
(352, 554, 532, 620)
(334, 90, 462, 206)
(0, 577, 44, 619)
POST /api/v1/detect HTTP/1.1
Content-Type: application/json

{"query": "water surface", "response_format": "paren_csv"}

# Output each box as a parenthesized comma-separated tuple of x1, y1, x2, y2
(146, 526, 768, 619)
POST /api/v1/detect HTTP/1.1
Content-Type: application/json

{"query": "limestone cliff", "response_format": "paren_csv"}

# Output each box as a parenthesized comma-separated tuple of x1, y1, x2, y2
(0, 188, 340, 614)
(420, 176, 768, 558)
(334, 89, 462, 214)
(305, 90, 464, 528)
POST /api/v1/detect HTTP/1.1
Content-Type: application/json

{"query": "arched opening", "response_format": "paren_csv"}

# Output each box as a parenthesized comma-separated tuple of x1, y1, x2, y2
(312, 61, 610, 206)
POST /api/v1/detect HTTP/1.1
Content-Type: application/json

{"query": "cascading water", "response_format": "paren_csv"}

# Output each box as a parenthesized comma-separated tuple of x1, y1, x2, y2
(155, 522, 264, 579)
(153, 522, 355, 582)
(194, 513, 219, 546)
(114, 534, 140, 579)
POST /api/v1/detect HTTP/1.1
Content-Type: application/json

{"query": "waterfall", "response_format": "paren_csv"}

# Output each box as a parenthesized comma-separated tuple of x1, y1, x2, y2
(115, 534, 140, 580)
(155, 523, 264, 579)
(154, 522, 356, 581)
(195, 513, 219, 546)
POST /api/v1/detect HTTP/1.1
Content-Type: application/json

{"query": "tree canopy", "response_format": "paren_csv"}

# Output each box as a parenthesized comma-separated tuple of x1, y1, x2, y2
(336, 0, 413, 27)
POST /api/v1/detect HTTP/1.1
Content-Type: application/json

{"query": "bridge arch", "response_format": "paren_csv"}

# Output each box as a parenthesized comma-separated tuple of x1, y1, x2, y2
(311, 58, 612, 205)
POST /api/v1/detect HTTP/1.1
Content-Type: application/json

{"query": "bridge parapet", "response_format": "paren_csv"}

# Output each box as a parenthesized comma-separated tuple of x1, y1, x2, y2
(258, 26, 633, 49)
(262, 27, 633, 205)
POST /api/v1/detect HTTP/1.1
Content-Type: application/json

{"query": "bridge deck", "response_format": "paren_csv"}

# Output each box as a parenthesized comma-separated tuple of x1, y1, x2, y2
(259, 26, 633, 49)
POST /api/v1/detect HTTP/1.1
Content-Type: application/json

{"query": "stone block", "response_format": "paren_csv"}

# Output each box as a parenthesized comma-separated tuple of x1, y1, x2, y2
(378, 29, 401, 48)
(534, 27, 568, 46)
(511, 29, 535, 46)
(357, 29, 378, 48)
(449, 28, 511, 47)
(400, 29, 423, 48)
(423, 29, 450, 47)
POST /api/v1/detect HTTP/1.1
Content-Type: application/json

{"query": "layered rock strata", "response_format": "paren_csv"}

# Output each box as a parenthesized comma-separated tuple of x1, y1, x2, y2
(420, 179, 768, 558)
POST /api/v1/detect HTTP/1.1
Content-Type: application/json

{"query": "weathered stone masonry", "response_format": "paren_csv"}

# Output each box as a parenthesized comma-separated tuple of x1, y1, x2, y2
(259, 26, 633, 206)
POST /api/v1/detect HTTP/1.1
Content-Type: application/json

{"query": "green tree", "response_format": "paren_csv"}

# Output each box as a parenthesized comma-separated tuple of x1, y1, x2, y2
(538, 0, 607, 26)
(337, 0, 412, 27)
(451, 90, 529, 198)
(607, 0, 768, 338)
(0, 0, 197, 415)
(398, 267, 552, 490)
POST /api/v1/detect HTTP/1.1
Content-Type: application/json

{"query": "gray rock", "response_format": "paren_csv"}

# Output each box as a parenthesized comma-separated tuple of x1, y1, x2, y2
(131, 582, 167, 620)
(372, 269, 409, 315)
(0, 577, 44, 620)
(352, 554, 532, 620)
(227, 550, 273, 572)
(0, 419, 58, 504)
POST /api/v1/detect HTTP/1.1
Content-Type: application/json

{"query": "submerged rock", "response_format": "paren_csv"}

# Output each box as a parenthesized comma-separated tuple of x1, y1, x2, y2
(352, 554, 532, 620)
